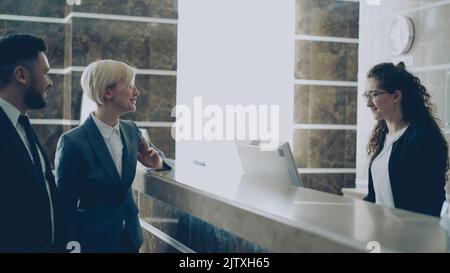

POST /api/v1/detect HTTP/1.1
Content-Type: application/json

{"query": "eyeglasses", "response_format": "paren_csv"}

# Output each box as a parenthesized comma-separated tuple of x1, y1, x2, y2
(362, 90, 388, 102)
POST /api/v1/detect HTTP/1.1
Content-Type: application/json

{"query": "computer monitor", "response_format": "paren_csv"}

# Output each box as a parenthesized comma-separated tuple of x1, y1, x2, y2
(235, 140, 303, 187)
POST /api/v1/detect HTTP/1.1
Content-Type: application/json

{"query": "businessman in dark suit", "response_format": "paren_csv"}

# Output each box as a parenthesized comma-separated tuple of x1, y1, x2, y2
(55, 60, 171, 253)
(0, 34, 58, 252)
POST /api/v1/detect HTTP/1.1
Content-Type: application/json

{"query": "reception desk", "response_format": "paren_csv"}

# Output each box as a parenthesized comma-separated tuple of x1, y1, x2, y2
(132, 161, 449, 253)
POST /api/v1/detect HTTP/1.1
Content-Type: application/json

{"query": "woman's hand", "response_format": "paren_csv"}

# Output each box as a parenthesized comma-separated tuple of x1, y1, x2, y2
(138, 137, 163, 169)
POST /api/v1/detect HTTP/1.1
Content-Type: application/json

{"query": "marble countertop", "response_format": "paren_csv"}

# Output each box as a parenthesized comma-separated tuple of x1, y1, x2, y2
(133, 160, 449, 253)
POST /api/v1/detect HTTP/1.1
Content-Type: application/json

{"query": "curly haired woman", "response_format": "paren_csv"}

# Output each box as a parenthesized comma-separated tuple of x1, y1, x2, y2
(363, 62, 448, 217)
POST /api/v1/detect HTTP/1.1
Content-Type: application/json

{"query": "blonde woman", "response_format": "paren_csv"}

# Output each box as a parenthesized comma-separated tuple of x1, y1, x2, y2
(55, 60, 170, 253)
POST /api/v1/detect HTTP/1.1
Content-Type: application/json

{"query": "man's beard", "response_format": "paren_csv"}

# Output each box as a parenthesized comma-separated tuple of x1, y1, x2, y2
(24, 83, 46, 110)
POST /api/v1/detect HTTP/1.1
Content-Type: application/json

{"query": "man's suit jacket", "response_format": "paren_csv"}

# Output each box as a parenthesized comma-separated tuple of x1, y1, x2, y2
(0, 108, 58, 252)
(55, 116, 146, 253)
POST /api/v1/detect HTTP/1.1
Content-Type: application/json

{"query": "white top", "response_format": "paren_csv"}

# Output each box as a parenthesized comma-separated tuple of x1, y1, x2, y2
(371, 126, 409, 208)
(90, 113, 123, 178)
(0, 98, 55, 243)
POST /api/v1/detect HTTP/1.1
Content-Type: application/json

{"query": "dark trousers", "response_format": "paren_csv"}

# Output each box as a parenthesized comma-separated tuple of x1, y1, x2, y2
(120, 229, 139, 253)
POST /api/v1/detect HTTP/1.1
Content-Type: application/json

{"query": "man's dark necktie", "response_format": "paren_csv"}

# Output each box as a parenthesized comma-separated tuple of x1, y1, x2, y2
(18, 115, 46, 184)
(18, 115, 55, 247)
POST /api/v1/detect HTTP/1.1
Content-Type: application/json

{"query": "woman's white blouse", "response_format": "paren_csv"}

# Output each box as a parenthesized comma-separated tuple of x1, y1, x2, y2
(371, 126, 409, 208)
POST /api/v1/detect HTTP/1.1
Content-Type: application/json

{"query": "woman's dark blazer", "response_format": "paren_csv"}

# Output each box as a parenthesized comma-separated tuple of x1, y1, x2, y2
(55, 116, 148, 252)
(364, 123, 447, 217)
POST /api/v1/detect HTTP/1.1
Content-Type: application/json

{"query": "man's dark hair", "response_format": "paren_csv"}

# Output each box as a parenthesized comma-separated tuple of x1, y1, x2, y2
(0, 33, 48, 88)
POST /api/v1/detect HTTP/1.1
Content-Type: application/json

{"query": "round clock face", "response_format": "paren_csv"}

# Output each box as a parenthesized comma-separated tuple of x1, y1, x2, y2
(388, 16, 415, 56)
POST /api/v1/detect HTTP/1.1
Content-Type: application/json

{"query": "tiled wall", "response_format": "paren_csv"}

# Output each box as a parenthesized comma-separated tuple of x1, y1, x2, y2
(356, 1, 450, 187)
(294, 40, 358, 81)
(0, 0, 66, 17)
(293, 0, 359, 194)
(294, 85, 357, 124)
(0, 0, 177, 167)
(295, 0, 359, 38)
(73, 0, 178, 18)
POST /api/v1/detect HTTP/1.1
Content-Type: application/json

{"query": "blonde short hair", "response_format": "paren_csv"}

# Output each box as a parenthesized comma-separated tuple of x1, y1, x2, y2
(80, 59, 136, 105)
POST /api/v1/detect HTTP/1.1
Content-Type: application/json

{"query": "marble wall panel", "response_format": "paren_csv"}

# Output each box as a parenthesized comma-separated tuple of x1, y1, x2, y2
(295, 40, 358, 81)
(300, 173, 356, 195)
(73, 0, 178, 19)
(70, 73, 83, 120)
(296, 0, 359, 38)
(72, 18, 177, 70)
(0, 21, 65, 68)
(293, 129, 356, 169)
(294, 85, 357, 124)
(0, 0, 65, 18)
